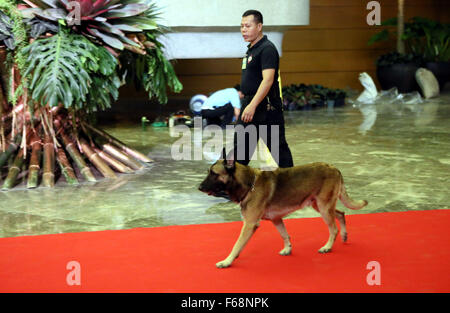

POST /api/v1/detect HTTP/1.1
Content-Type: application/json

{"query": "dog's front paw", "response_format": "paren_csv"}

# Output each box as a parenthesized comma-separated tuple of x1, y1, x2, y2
(216, 260, 232, 268)
(279, 247, 292, 256)
(318, 247, 332, 254)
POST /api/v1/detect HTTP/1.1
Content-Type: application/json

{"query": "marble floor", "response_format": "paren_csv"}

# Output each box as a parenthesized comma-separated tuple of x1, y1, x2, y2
(0, 93, 449, 238)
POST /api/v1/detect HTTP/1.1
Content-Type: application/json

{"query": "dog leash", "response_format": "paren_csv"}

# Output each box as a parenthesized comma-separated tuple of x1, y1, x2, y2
(249, 173, 256, 192)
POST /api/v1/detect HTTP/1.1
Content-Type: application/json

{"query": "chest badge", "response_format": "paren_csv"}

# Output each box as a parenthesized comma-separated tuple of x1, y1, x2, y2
(248, 55, 253, 63)
(242, 57, 247, 69)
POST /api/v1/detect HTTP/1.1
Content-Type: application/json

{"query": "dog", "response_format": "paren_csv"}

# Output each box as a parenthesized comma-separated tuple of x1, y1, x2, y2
(198, 149, 368, 268)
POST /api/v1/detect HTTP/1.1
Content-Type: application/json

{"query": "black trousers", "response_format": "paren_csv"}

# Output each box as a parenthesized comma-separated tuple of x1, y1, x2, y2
(201, 103, 234, 128)
(232, 109, 294, 168)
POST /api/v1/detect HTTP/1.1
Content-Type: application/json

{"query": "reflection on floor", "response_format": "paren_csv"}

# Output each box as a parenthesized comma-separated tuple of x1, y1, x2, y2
(0, 93, 449, 238)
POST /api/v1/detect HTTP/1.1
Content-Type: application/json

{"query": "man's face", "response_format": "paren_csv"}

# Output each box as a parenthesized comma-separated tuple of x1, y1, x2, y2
(240, 15, 262, 43)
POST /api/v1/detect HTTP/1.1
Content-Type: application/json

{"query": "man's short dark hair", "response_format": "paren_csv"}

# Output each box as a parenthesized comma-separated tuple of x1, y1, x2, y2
(242, 10, 263, 24)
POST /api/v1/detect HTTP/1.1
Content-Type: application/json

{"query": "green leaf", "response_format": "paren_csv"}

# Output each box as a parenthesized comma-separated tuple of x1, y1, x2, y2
(103, 4, 150, 18)
(120, 17, 158, 30)
(22, 32, 95, 109)
(87, 28, 124, 50)
(110, 24, 142, 32)
(368, 29, 389, 45)
(381, 17, 398, 26)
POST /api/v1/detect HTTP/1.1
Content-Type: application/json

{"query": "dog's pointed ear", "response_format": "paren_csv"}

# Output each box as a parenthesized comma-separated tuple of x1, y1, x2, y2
(224, 149, 236, 173)
(221, 147, 227, 160)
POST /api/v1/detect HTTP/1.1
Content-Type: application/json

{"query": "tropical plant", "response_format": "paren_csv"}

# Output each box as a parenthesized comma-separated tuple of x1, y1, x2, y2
(21, 0, 161, 54)
(335, 89, 347, 99)
(368, 16, 450, 64)
(25, 16, 58, 38)
(403, 17, 450, 62)
(0, 10, 15, 49)
(282, 84, 347, 110)
(118, 35, 183, 105)
(0, 0, 182, 190)
(375, 51, 424, 67)
(22, 26, 121, 111)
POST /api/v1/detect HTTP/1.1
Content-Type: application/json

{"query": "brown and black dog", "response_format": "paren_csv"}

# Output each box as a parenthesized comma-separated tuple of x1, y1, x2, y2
(198, 150, 368, 268)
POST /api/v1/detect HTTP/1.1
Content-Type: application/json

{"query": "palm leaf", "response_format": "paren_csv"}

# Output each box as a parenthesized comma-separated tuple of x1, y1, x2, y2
(22, 32, 95, 108)
(42, 0, 59, 8)
(368, 29, 390, 45)
(381, 17, 398, 26)
(143, 47, 182, 104)
(86, 74, 120, 112)
(120, 0, 152, 4)
(108, 23, 141, 32)
(103, 4, 150, 18)
(121, 17, 157, 30)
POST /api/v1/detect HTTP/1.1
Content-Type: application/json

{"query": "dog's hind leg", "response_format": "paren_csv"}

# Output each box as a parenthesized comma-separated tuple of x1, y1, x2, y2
(318, 207, 338, 253)
(316, 193, 339, 254)
(335, 210, 347, 243)
(272, 218, 292, 256)
(316, 198, 347, 244)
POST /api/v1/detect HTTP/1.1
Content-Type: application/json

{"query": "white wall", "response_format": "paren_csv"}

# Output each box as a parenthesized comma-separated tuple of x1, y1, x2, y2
(157, 0, 309, 27)
(157, 0, 310, 59)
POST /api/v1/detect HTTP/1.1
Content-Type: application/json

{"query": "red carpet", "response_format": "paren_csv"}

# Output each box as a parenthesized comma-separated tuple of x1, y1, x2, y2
(0, 210, 449, 293)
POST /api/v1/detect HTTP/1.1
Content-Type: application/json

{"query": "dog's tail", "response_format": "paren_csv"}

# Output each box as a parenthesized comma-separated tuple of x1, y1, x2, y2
(339, 176, 368, 210)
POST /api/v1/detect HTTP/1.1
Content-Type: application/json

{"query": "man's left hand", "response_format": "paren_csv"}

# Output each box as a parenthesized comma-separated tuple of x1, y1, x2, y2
(234, 107, 241, 121)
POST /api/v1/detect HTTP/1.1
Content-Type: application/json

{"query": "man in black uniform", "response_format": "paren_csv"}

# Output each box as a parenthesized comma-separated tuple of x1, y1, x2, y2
(233, 9, 293, 168)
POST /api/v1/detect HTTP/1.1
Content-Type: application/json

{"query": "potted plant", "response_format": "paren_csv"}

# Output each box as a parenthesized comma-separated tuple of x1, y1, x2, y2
(325, 89, 336, 109)
(335, 89, 347, 107)
(0, 0, 182, 190)
(282, 85, 300, 110)
(310, 84, 326, 108)
(403, 17, 450, 89)
(373, 50, 423, 92)
(282, 84, 348, 110)
(368, 0, 423, 93)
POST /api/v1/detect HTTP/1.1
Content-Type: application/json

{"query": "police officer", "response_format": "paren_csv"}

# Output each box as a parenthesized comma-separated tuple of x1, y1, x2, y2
(233, 9, 293, 168)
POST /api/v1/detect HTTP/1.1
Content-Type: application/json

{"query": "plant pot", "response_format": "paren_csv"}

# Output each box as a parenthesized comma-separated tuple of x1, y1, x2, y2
(326, 100, 335, 109)
(376, 62, 421, 93)
(425, 61, 450, 90)
(335, 98, 345, 107)
(302, 103, 312, 111)
(288, 102, 297, 111)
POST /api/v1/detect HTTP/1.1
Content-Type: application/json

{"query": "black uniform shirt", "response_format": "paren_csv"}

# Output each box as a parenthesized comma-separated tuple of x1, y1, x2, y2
(240, 35, 281, 105)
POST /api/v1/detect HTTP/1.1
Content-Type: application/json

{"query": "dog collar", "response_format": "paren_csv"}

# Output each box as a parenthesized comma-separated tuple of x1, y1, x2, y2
(238, 173, 257, 204)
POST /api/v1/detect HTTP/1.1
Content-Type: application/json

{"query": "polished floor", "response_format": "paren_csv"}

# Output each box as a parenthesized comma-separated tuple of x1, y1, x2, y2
(0, 93, 449, 238)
